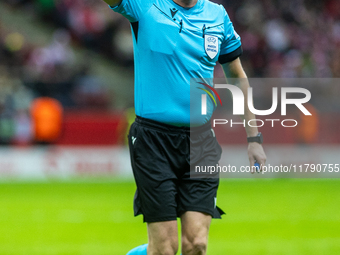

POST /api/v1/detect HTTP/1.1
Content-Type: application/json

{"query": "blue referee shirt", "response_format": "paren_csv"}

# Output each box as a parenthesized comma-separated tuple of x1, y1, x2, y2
(110, 0, 242, 126)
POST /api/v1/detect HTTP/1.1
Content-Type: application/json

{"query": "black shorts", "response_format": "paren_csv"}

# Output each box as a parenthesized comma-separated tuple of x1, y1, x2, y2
(128, 116, 224, 223)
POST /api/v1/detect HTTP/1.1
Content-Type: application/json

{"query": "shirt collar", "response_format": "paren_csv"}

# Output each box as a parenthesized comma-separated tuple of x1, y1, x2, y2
(170, 0, 204, 15)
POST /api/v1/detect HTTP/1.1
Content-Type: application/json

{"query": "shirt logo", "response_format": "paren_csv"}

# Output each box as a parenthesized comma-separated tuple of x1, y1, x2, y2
(170, 8, 178, 18)
(207, 37, 216, 43)
(204, 35, 219, 59)
(132, 136, 137, 145)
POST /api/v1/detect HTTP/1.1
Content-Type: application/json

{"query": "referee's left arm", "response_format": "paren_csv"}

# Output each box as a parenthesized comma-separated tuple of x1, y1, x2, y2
(222, 59, 267, 171)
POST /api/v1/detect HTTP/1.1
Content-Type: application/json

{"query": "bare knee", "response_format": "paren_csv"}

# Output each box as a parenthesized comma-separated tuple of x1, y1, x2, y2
(181, 212, 211, 255)
(182, 236, 207, 255)
(147, 221, 178, 255)
(148, 238, 178, 255)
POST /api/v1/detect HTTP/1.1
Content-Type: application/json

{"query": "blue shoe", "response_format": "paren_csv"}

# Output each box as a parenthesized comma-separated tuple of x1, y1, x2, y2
(126, 244, 148, 255)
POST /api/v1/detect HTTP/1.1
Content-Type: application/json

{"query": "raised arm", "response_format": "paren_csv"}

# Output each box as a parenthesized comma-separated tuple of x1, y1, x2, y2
(222, 58, 267, 171)
(102, 0, 121, 6)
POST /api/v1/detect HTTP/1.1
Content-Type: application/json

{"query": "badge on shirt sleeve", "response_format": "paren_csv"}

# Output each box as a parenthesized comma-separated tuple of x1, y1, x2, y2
(204, 35, 219, 59)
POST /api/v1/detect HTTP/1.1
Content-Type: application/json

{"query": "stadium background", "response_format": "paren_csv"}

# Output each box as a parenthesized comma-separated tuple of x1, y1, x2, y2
(0, 0, 340, 254)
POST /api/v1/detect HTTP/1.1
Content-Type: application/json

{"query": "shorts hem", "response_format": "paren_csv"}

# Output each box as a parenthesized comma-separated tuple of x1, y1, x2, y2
(143, 215, 178, 223)
(178, 206, 224, 219)
(178, 206, 213, 216)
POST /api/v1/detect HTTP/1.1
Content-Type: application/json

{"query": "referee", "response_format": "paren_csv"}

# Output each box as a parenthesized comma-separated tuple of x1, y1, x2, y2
(103, 0, 266, 254)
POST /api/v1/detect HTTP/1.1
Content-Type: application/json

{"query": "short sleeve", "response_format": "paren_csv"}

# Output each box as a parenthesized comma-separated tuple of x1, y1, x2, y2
(109, 0, 149, 23)
(218, 8, 243, 64)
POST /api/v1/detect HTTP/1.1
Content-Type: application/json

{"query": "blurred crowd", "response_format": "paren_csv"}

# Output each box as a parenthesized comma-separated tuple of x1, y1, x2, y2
(4, 0, 134, 66)
(0, 15, 109, 144)
(218, 0, 340, 78)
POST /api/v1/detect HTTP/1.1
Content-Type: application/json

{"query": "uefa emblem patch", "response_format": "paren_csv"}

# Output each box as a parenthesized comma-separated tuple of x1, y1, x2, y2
(204, 35, 219, 59)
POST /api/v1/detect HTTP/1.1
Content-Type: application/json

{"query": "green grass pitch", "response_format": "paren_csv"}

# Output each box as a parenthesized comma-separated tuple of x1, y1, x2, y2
(0, 179, 340, 254)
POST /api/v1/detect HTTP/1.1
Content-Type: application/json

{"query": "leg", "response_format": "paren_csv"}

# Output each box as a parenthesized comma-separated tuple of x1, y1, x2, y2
(181, 211, 212, 255)
(147, 220, 179, 255)
(128, 120, 183, 254)
(178, 127, 224, 254)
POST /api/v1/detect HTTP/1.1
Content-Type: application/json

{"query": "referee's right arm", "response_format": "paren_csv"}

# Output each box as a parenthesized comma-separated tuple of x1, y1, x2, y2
(103, 0, 121, 6)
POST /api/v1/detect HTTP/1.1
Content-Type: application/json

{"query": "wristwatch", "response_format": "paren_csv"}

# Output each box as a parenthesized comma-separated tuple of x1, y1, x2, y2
(247, 132, 263, 144)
